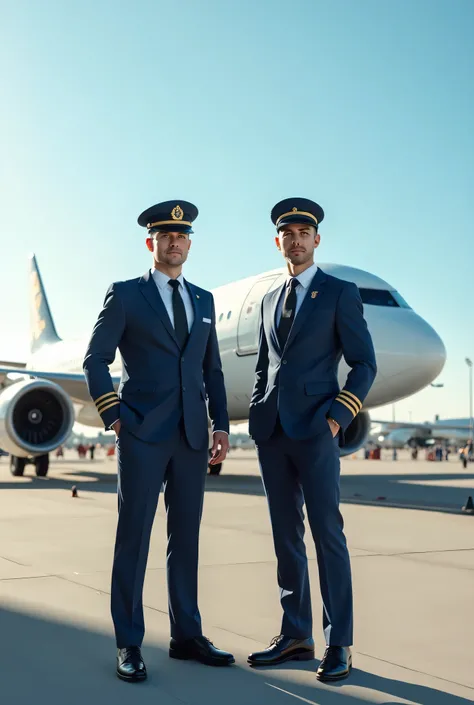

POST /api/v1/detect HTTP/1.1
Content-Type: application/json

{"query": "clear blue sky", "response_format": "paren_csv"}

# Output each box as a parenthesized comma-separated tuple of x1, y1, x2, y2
(1, 0, 473, 423)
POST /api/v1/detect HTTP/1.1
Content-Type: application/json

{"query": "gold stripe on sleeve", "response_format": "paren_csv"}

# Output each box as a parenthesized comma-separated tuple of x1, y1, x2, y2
(95, 391, 118, 407)
(336, 396, 358, 416)
(98, 399, 120, 415)
(339, 390, 362, 410)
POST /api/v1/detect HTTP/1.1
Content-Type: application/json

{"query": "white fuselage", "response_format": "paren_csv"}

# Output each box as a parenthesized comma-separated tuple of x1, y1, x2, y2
(26, 263, 447, 428)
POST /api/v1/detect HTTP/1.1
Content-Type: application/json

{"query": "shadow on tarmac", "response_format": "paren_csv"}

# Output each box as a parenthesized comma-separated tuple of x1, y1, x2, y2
(207, 471, 474, 515)
(1, 459, 473, 514)
(0, 605, 471, 705)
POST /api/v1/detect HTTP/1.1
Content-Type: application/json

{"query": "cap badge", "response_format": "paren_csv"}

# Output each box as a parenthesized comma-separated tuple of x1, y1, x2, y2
(292, 207, 298, 212)
(171, 205, 184, 221)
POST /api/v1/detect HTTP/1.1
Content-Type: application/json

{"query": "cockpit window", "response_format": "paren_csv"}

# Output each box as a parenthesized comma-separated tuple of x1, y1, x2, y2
(358, 288, 411, 308)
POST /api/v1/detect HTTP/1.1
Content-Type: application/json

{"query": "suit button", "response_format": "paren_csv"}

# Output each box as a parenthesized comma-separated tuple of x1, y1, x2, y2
(280, 386, 284, 391)
(181, 358, 185, 363)
(282, 359, 287, 364)
(182, 387, 186, 392)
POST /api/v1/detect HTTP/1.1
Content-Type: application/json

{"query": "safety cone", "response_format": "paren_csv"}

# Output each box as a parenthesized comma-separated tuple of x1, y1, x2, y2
(462, 496, 474, 514)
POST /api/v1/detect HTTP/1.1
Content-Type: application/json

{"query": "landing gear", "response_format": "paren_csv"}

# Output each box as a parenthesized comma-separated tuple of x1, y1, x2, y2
(9, 453, 49, 477)
(10, 456, 27, 476)
(35, 454, 49, 477)
(208, 462, 223, 476)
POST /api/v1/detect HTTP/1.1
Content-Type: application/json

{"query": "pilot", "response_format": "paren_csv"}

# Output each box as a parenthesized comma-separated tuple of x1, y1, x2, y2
(83, 200, 233, 682)
(247, 198, 377, 682)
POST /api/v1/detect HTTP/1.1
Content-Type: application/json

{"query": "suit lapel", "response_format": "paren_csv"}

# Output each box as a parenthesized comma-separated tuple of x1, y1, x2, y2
(138, 270, 179, 348)
(183, 280, 200, 349)
(283, 267, 328, 351)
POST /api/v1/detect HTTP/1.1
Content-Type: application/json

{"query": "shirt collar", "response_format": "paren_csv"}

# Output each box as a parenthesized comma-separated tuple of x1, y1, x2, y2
(151, 268, 185, 290)
(286, 263, 318, 290)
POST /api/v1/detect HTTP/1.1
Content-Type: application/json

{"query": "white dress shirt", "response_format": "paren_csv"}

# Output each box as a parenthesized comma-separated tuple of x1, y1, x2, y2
(276, 262, 319, 325)
(151, 268, 194, 331)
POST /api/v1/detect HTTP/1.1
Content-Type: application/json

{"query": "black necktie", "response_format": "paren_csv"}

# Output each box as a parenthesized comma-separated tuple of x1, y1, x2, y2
(168, 279, 189, 349)
(277, 278, 298, 348)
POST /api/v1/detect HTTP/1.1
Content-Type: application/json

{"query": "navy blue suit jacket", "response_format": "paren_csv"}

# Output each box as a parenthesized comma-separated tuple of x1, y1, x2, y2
(83, 270, 229, 449)
(248, 267, 377, 445)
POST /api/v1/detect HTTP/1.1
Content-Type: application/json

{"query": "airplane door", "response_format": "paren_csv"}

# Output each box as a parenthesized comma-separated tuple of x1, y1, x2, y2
(237, 275, 282, 355)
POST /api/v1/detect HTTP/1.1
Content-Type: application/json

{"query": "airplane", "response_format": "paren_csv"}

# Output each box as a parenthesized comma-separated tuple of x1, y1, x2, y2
(0, 255, 446, 477)
(369, 417, 474, 449)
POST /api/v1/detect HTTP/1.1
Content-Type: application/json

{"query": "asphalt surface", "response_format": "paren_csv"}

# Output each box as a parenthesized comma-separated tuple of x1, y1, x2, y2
(0, 447, 473, 704)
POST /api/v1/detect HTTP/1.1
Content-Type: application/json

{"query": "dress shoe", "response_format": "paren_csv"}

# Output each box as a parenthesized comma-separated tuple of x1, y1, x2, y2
(169, 636, 234, 666)
(116, 646, 147, 682)
(316, 646, 352, 682)
(248, 635, 315, 666)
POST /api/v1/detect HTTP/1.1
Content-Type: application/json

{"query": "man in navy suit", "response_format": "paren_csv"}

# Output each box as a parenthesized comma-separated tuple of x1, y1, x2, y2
(247, 198, 377, 682)
(83, 200, 234, 682)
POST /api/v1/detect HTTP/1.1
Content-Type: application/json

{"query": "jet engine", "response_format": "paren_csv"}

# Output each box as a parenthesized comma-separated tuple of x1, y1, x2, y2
(0, 378, 74, 457)
(340, 410, 371, 456)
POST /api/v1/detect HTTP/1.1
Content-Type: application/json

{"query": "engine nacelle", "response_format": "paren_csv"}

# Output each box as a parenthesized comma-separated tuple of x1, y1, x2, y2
(340, 410, 371, 456)
(0, 379, 74, 457)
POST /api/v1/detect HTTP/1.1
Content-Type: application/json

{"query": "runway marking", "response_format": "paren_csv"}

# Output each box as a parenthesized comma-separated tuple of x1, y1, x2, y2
(0, 575, 52, 583)
(353, 547, 474, 558)
(357, 651, 474, 691)
(54, 574, 170, 616)
(0, 555, 29, 566)
(266, 683, 323, 703)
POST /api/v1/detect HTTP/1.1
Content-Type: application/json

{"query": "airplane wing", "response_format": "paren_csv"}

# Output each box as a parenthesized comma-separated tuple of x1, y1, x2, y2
(371, 419, 428, 430)
(0, 365, 121, 403)
(371, 419, 470, 432)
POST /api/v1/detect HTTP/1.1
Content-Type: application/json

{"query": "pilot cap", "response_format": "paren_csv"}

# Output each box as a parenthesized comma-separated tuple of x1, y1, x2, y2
(137, 200, 198, 234)
(271, 197, 324, 231)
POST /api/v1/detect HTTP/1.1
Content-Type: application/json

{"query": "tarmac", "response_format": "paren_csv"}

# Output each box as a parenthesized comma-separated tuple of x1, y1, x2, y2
(0, 447, 473, 705)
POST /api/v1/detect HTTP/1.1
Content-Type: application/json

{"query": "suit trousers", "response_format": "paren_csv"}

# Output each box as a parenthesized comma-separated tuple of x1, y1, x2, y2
(256, 420, 353, 646)
(112, 423, 208, 648)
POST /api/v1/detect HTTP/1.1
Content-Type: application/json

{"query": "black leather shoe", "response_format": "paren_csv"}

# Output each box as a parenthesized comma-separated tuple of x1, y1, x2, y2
(169, 636, 234, 666)
(248, 635, 315, 666)
(116, 646, 147, 682)
(316, 646, 352, 682)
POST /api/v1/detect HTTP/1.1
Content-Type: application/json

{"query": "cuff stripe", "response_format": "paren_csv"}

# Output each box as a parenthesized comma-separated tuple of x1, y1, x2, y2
(336, 397, 358, 416)
(95, 391, 118, 407)
(98, 400, 120, 415)
(97, 396, 119, 413)
(339, 390, 362, 410)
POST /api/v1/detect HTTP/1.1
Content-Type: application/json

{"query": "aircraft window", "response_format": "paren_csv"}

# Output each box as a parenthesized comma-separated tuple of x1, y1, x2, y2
(218, 313, 223, 322)
(237, 275, 282, 355)
(227, 311, 232, 319)
(392, 291, 411, 308)
(358, 288, 410, 308)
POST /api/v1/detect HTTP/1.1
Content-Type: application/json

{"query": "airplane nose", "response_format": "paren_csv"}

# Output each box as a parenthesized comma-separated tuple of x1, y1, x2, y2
(377, 311, 446, 401)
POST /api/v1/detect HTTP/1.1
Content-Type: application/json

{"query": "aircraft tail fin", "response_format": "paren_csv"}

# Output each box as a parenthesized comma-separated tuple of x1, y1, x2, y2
(29, 254, 61, 353)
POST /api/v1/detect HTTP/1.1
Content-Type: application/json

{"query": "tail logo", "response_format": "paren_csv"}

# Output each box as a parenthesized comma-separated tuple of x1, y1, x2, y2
(30, 270, 46, 342)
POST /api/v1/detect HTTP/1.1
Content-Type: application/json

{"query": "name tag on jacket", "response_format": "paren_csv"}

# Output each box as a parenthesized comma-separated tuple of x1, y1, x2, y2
(202, 317, 211, 324)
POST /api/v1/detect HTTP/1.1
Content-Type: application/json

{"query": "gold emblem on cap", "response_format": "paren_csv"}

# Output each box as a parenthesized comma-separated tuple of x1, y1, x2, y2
(171, 204, 184, 221)
(311, 291, 318, 298)
(292, 207, 298, 212)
